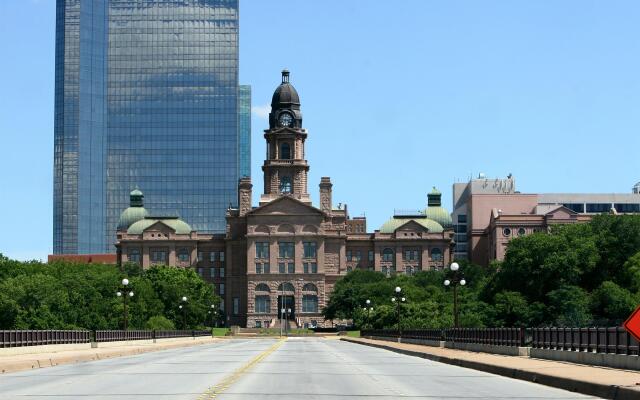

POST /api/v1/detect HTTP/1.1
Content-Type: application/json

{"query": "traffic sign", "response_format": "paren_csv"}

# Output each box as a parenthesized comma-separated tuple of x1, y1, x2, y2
(623, 305, 640, 342)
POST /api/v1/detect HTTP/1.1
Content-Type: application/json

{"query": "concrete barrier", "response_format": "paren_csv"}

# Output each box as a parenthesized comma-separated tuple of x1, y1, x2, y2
(0, 343, 92, 357)
(446, 342, 530, 357)
(531, 348, 640, 371)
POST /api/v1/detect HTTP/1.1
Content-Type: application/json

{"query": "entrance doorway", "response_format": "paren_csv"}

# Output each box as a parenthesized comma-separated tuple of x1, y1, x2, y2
(278, 295, 295, 320)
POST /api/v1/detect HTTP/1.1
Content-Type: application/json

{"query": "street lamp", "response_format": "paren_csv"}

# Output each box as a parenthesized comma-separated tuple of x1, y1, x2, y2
(208, 304, 216, 327)
(116, 278, 134, 330)
(364, 299, 372, 328)
(180, 296, 188, 329)
(444, 262, 467, 328)
(391, 287, 405, 337)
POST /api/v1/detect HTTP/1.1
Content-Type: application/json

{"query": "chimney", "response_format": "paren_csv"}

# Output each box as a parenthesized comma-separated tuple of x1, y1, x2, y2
(238, 177, 253, 217)
(319, 177, 332, 214)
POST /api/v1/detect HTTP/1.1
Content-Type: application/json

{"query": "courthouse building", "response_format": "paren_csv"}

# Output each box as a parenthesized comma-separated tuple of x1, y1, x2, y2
(115, 71, 454, 328)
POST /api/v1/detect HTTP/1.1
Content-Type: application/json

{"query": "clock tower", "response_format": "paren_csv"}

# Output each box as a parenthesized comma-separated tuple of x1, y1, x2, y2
(260, 70, 311, 205)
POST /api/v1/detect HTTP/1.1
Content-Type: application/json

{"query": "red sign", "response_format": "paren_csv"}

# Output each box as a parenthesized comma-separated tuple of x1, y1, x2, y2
(623, 306, 640, 342)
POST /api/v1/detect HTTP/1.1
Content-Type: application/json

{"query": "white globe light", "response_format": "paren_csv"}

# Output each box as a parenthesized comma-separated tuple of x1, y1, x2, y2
(401, 297, 406, 302)
(211, 304, 215, 309)
(391, 297, 396, 302)
(122, 278, 129, 286)
(363, 307, 367, 311)
(129, 291, 134, 297)
(370, 307, 373, 311)
(182, 296, 187, 302)
(116, 291, 122, 297)
(366, 299, 371, 305)
(444, 279, 451, 286)
(179, 305, 183, 309)
(460, 279, 466, 286)
(450, 263, 459, 271)
(395, 286, 401, 293)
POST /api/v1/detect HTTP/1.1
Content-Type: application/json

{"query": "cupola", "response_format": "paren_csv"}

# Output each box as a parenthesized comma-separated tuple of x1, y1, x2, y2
(269, 69, 303, 129)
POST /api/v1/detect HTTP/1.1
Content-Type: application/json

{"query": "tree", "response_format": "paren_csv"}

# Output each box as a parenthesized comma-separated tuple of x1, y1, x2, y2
(591, 281, 638, 325)
(547, 286, 592, 327)
(145, 315, 176, 330)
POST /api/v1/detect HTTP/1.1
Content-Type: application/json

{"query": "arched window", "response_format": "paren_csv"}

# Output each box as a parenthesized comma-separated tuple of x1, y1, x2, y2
(280, 176, 292, 193)
(277, 282, 295, 292)
(255, 283, 270, 293)
(280, 143, 291, 159)
(302, 295, 318, 313)
(431, 248, 442, 261)
(255, 295, 271, 313)
(302, 283, 318, 293)
(382, 248, 394, 262)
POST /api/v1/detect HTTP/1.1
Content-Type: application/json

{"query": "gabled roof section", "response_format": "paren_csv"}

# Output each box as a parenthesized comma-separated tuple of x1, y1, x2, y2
(246, 195, 326, 217)
(127, 217, 192, 235)
(380, 217, 444, 233)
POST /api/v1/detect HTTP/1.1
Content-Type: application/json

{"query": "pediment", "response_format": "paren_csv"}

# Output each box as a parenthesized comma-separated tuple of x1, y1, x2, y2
(545, 206, 578, 220)
(395, 220, 430, 233)
(248, 196, 324, 216)
(144, 221, 176, 233)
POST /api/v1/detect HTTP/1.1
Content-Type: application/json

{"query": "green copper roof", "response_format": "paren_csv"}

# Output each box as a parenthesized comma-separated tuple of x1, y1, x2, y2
(117, 207, 149, 231)
(424, 206, 452, 228)
(429, 186, 441, 195)
(380, 217, 444, 234)
(130, 188, 143, 197)
(127, 218, 193, 235)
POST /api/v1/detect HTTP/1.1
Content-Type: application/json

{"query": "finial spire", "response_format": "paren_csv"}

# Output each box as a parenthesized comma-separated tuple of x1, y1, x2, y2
(281, 69, 290, 83)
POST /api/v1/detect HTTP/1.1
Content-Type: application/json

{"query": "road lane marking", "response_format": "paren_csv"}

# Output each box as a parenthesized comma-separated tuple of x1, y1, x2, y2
(198, 338, 286, 399)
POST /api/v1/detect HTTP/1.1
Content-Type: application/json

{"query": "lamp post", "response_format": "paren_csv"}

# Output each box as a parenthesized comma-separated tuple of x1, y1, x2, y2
(180, 296, 188, 329)
(363, 299, 372, 329)
(391, 286, 405, 337)
(208, 304, 216, 327)
(116, 278, 134, 331)
(444, 262, 466, 328)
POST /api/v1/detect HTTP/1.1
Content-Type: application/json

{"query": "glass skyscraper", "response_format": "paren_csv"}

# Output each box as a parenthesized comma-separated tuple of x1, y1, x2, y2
(54, 0, 241, 254)
(239, 85, 251, 178)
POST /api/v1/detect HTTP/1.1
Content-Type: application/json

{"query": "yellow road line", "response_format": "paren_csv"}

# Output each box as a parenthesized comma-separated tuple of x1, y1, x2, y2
(198, 338, 286, 399)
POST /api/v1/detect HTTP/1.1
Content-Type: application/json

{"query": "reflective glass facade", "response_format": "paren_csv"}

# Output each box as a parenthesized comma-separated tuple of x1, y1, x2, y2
(54, 0, 108, 254)
(239, 85, 251, 178)
(54, 0, 240, 254)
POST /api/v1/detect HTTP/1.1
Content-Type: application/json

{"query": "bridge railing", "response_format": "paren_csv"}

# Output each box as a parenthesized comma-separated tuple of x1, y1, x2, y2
(95, 330, 211, 342)
(531, 327, 639, 355)
(445, 328, 526, 347)
(1, 330, 90, 348)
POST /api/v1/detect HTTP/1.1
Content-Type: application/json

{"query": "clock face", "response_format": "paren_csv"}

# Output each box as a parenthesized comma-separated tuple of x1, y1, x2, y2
(279, 113, 293, 127)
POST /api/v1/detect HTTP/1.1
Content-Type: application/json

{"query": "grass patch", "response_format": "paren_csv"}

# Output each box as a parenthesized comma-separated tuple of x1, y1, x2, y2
(212, 328, 231, 336)
(345, 330, 360, 337)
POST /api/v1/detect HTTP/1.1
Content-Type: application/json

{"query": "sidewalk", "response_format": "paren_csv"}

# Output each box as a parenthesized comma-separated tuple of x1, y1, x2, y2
(0, 336, 221, 374)
(342, 337, 640, 400)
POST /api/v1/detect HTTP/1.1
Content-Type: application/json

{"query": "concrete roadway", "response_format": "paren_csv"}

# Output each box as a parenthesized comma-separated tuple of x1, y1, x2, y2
(0, 337, 597, 399)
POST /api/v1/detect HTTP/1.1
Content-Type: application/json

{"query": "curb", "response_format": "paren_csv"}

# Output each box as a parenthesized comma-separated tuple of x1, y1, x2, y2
(0, 337, 218, 375)
(341, 338, 640, 400)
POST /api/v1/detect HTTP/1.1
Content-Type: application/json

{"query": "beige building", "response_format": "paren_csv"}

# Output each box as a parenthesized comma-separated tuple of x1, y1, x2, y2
(453, 174, 640, 266)
(116, 71, 453, 328)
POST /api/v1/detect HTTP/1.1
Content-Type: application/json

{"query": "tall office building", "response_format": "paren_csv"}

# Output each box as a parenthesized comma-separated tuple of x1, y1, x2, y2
(239, 85, 251, 178)
(54, 0, 240, 254)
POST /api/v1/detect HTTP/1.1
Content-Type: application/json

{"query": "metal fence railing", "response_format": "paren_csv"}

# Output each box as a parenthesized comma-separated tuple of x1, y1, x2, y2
(445, 328, 526, 347)
(94, 330, 211, 342)
(531, 327, 639, 355)
(1, 330, 91, 348)
(95, 330, 154, 342)
(362, 329, 444, 341)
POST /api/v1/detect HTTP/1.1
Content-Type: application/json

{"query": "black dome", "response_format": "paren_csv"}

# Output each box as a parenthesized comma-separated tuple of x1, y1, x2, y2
(269, 70, 303, 129)
(271, 70, 300, 107)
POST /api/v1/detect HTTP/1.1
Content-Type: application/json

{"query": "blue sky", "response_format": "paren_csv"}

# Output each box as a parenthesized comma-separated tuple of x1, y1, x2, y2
(1, 0, 639, 261)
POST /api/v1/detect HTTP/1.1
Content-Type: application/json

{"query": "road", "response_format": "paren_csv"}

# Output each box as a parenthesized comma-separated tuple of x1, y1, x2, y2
(0, 337, 596, 399)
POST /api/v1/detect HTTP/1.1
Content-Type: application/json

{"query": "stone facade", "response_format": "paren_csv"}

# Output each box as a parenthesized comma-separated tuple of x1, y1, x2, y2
(115, 71, 454, 328)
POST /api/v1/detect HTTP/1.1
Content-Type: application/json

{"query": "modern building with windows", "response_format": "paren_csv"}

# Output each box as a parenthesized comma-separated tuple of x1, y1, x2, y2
(115, 71, 454, 328)
(239, 85, 252, 178)
(54, 0, 243, 254)
(453, 174, 640, 266)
